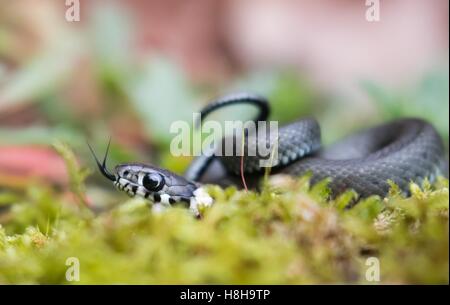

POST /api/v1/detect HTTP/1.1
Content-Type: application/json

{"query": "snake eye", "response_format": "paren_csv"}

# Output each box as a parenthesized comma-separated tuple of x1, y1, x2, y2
(142, 173, 165, 192)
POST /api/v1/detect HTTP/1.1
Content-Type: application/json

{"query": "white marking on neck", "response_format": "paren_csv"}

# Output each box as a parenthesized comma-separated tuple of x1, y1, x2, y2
(190, 187, 213, 216)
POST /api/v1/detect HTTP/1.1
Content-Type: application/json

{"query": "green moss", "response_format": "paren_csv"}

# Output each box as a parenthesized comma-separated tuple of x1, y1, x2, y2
(0, 146, 448, 284)
(0, 175, 447, 284)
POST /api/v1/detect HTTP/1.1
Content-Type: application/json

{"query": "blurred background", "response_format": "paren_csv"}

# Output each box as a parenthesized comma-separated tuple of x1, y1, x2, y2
(0, 0, 448, 205)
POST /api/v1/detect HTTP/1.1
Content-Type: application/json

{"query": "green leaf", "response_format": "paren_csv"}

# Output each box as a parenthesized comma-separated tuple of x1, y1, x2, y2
(126, 58, 197, 144)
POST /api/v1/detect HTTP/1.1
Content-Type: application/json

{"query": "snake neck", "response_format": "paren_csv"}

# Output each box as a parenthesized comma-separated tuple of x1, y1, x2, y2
(189, 187, 214, 216)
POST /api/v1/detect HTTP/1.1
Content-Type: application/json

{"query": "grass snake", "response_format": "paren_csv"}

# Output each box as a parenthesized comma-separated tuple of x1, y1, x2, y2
(89, 93, 447, 214)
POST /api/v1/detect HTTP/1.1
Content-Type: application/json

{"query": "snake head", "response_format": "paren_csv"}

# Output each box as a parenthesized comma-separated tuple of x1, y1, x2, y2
(113, 163, 199, 206)
(88, 142, 213, 215)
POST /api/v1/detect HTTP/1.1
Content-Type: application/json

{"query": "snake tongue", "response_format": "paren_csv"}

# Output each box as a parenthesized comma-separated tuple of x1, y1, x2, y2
(87, 140, 116, 182)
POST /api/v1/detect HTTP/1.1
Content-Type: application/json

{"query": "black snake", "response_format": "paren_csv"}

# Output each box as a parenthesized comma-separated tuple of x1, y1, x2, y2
(89, 93, 447, 214)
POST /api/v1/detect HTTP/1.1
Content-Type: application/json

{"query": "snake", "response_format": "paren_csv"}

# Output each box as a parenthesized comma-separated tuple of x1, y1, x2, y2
(88, 93, 447, 214)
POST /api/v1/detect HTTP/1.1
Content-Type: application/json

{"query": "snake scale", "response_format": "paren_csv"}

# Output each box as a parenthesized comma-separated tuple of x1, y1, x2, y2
(89, 93, 447, 214)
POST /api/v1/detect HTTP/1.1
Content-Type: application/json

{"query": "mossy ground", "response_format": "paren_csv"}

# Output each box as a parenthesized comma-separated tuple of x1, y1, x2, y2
(0, 144, 448, 284)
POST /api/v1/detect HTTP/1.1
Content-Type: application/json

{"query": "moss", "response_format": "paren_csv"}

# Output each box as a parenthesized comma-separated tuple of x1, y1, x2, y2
(0, 146, 448, 284)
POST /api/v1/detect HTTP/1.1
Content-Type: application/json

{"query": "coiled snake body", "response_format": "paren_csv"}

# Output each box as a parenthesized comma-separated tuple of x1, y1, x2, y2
(89, 93, 447, 214)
